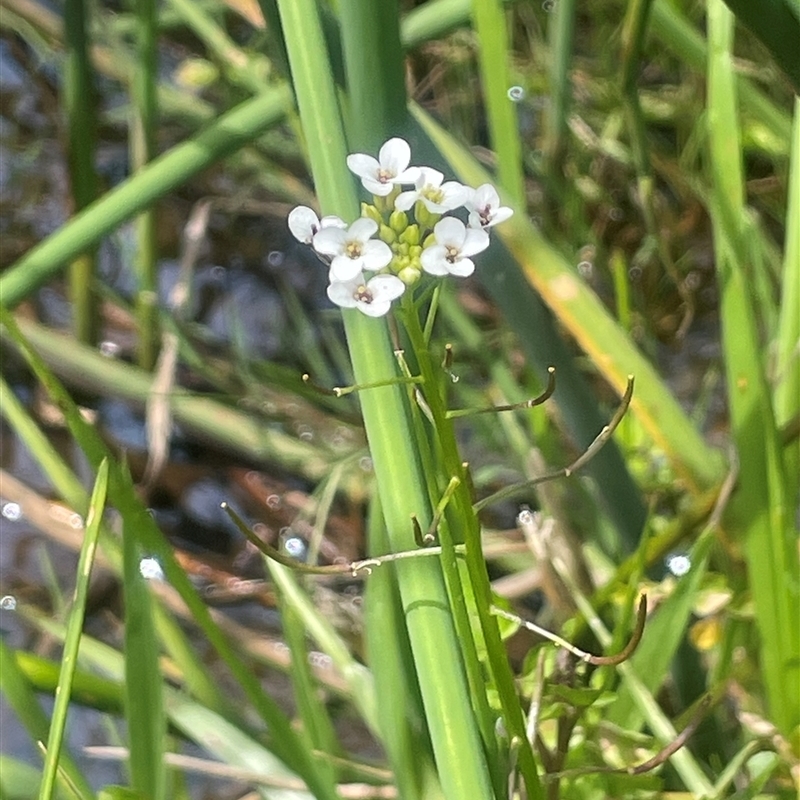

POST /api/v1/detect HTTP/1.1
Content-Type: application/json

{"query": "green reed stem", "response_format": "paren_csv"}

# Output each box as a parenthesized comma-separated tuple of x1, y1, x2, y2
(275, 0, 503, 795)
(64, 0, 98, 345)
(544, 0, 576, 185)
(706, 0, 799, 736)
(130, 0, 159, 370)
(472, 0, 525, 207)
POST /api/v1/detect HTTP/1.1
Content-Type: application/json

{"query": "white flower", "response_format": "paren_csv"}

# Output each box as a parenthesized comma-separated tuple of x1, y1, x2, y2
(465, 184, 514, 229)
(288, 206, 346, 244)
(346, 138, 420, 197)
(395, 168, 469, 214)
(313, 217, 393, 281)
(327, 272, 405, 317)
(420, 217, 490, 277)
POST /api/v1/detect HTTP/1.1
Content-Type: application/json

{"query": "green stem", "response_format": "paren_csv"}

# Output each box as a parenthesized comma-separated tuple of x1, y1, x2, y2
(64, 0, 98, 344)
(130, 0, 160, 370)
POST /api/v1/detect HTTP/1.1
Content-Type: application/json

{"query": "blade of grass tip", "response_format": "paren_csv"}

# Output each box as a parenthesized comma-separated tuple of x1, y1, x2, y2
(130, 0, 159, 370)
(0, 85, 293, 307)
(0, 309, 341, 800)
(122, 465, 166, 800)
(472, 0, 525, 207)
(37, 460, 108, 800)
(64, 0, 99, 345)
(0, 640, 95, 800)
(707, 0, 799, 736)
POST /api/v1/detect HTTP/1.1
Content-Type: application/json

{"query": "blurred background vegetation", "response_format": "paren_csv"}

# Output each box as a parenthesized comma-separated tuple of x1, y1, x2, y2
(0, 0, 797, 798)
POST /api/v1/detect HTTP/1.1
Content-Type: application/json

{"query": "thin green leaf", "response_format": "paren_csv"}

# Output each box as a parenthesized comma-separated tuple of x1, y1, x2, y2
(38, 460, 108, 800)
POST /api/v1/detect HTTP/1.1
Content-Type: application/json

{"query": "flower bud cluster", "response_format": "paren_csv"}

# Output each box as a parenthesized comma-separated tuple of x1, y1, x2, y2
(288, 137, 512, 317)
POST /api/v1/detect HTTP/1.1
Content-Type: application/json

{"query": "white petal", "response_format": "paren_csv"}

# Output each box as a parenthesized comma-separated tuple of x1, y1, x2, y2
(394, 190, 418, 211)
(433, 217, 467, 248)
(459, 228, 490, 258)
(467, 210, 484, 229)
(378, 138, 411, 173)
(288, 206, 320, 244)
(360, 240, 393, 271)
(438, 182, 470, 209)
(417, 167, 444, 188)
(393, 166, 421, 185)
(346, 153, 380, 179)
(348, 217, 378, 243)
(447, 257, 475, 278)
(320, 215, 347, 229)
(329, 255, 364, 281)
(357, 298, 393, 317)
(486, 206, 513, 227)
(313, 226, 348, 256)
(472, 183, 500, 209)
(420, 245, 450, 276)
(363, 177, 394, 196)
(368, 274, 405, 303)
(327, 279, 360, 308)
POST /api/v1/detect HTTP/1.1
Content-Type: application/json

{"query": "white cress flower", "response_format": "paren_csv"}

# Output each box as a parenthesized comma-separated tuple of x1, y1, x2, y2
(288, 206, 346, 245)
(313, 217, 392, 281)
(465, 184, 514, 229)
(421, 217, 490, 277)
(346, 137, 420, 197)
(395, 168, 469, 214)
(327, 272, 405, 317)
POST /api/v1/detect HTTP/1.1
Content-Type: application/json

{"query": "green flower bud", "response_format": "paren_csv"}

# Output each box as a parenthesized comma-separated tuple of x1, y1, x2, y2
(389, 210, 408, 234)
(398, 266, 421, 285)
(362, 203, 382, 224)
(400, 223, 421, 246)
(380, 223, 397, 244)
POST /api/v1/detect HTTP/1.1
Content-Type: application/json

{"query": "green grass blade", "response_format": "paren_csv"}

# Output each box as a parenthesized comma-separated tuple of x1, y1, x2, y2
(775, 98, 800, 492)
(472, 0, 525, 207)
(276, 0, 503, 794)
(650, 0, 791, 152)
(122, 465, 166, 800)
(706, 0, 799, 736)
(37, 460, 107, 800)
(64, 0, 99, 345)
(363, 497, 432, 800)
(130, 0, 159, 369)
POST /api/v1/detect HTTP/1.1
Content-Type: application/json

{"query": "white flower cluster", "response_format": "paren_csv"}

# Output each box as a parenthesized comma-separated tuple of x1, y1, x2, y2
(288, 137, 512, 318)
